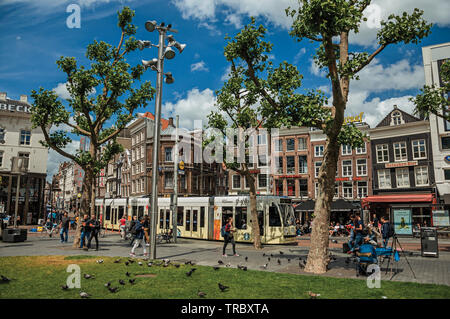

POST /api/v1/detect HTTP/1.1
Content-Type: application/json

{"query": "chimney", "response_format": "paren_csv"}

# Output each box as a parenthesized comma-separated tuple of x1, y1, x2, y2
(20, 95, 28, 103)
(0, 92, 6, 101)
(168, 117, 174, 127)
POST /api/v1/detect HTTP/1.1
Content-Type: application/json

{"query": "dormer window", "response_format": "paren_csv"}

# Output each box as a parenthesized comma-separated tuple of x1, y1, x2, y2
(391, 111, 403, 126)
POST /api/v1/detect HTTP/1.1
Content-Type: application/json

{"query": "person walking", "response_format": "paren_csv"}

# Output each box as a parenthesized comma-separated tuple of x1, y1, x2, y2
(381, 216, 392, 248)
(129, 215, 138, 246)
(349, 214, 364, 253)
(222, 217, 238, 257)
(79, 214, 91, 250)
(59, 212, 70, 243)
(119, 215, 127, 240)
(143, 215, 150, 246)
(87, 214, 100, 251)
(130, 217, 147, 258)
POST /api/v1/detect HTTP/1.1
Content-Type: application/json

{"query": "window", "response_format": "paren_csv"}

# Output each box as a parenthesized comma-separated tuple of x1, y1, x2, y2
(20, 130, 31, 145)
(141, 178, 145, 192)
(276, 157, 283, 174)
(415, 166, 429, 186)
(287, 179, 295, 196)
(334, 182, 339, 198)
(0, 127, 5, 143)
(18, 152, 29, 169)
(286, 156, 295, 174)
(141, 161, 144, 174)
(298, 138, 307, 151)
(286, 138, 295, 151)
(235, 207, 247, 229)
(185, 209, 190, 231)
(343, 182, 353, 199)
(356, 159, 367, 176)
(141, 145, 145, 159)
(177, 206, 184, 226)
(232, 175, 241, 189)
(376, 144, 389, 163)
(357, 181, 368, 198)
(315, 145, 324, 157)
(200, 207, 205, 228)
(132, 136, 135, 146)
(396, 168, 410, 188)
(315, 182, 320, 198)
(342, 144, 352, 156)
(245, 154, 254, 168)
(193, 210, 198, 232)
(394, 141, 407, 161)
(412, 139, 426, 159)
(137, 132, 141, 143)
(258, 174, 267, 188)
(258, 154, 267, 167)
(275, 139, 283, 152)
(315, 161, 322, 178)
(392, 111, 402, 125)
(164, 172, 174, 189)
(378, 169, 391, 189)
(257, 133, 267, 145)
(299, 155, 307, 174)
(443, 137, 450, 150)
(0, 151, 3, 167)
(268, 204, 281, 227)
(275, 179, 284, 196)
(180, 174, 186, 189)
(444, 169, 450, 181)
(165, 147, 173, 162)
(299, 179, 308, 197)
(356, 143, 366, 154)
(342, 160, 352, 177)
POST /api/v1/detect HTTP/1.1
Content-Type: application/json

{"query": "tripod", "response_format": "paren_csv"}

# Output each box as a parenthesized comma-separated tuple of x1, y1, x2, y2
(385, 234, 416, 280)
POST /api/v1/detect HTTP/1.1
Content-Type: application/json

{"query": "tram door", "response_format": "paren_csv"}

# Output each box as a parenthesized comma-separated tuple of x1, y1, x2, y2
(185, 208, 191, 237)
(112, 207, 117, 228)
(191, 207, 199, 239)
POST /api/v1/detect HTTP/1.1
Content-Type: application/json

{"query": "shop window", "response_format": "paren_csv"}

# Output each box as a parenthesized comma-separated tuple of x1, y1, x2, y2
(105, 206, 111, 220)
(166, 209, 170, 229)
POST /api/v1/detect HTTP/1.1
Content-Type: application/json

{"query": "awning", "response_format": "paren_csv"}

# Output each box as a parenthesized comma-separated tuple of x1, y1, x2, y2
(295, 199, 359, 212)
(362, 194, 434, 207)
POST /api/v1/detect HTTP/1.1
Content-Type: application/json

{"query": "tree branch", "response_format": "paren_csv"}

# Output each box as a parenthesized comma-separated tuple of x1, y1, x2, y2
(352, 44, 387, 74)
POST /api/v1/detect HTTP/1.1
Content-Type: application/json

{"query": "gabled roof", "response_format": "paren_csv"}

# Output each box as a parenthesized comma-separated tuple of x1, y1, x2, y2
(376, 106, 421, 128)
(140, 112, 170, 131)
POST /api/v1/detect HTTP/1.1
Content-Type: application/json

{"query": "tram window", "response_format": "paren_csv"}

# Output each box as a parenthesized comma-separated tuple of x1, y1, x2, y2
(132, 206, 137, 218)
(193, 210, 198, 232)
(186, 210, 191, 231)
(118, 206, 124, 220)
(269, 204, 281, 227)
(200, 207, 205, 228)
(105, 206, 111, 221)
(165, 209, 170, 229)
(138, 206, 144, 219)
(235, 207, 247, 229)
(177, 206, 184, 226)
(258, 210, 264, 236)
(222, 207, 233, 227)
(160, 209, 164, 229)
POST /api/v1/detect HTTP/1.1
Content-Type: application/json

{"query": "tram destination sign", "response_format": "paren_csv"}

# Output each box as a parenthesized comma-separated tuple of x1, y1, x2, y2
(0, 102, 32, 113)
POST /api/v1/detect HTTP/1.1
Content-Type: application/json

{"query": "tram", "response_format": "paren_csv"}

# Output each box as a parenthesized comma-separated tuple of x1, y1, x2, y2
(95, 195, 297, 244)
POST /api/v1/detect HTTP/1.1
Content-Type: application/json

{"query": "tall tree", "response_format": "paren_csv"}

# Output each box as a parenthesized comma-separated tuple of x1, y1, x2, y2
(412, 60, 450, 121)
(30, 7, 154, 248)
(283, 0, 432, 273)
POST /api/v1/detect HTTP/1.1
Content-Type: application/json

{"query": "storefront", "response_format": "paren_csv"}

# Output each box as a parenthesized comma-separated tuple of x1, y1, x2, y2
(294, 198, 360, 224)
(362, 194, 437, 236)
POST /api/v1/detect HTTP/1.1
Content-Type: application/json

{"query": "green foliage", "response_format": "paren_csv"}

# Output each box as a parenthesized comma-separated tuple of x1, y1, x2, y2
(412, 60, 449, 121)
(30, 6, 154, 192)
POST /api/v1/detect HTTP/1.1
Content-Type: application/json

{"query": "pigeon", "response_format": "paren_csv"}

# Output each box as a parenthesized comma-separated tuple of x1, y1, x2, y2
(138, 262, 143, 266)
(191, 268, 197, 273)
(104, 282, 111, 288)
(277, 259, 281, 265)
(241, 266, 247, 271)
(1, 275, 11, 283)
(125, 261, 129, 266)
(185, 261, 192, 265)
(270, 254, 273, 257)
(119, 279, 126, 285)
(174, 264, 180, 268)
(61, 284, 69, 290)
(129, 279, 136, 285)
(198, 290, 207, 298)
(108, 287, 119, 293)
(262, 253, 266, 257)
(261, 263, 268, 269)
(279, 251, 284, 255)
(308, 291, 320, 299)
(299, 262, 304, 269)
(225, 263, 231, 268)
(186, 269, 195, 277)
(218, 260, 224, 265)
(128, 259, 135, 263)
(163, 259, 170, 264)
(114, 259, 121, 263)
(268, 257, 271, 262)
(244, 256, 248, 262)
(288, 259, 291, 263)
(80, 291, 90, 298)
(218, 283, 229, 292)
(96, 259, 104, 264)
(126, 272, 131, 277)
(83, 274, 95, 279)
(147, 262, 153, 267)
(332, 239, 338, 244)
(213, 266, 220, 271)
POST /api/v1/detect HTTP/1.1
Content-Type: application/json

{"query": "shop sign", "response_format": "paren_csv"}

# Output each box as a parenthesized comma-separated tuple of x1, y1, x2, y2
(385, 161, 418, 168)
(432, 210, 450, 226)
(336, 177, 349, 181)
(0, 103, 31, 113)
(393, 208, 413, 235)
(343, 112, 364, 125)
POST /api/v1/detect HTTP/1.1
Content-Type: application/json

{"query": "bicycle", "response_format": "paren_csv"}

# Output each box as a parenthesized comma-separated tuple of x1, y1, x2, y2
(156, 229, 174, 244)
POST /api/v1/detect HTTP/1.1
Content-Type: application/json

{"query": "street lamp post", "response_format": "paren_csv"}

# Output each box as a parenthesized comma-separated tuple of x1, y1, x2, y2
(140, 20, 185, 260)
(11, 157, 27, 228)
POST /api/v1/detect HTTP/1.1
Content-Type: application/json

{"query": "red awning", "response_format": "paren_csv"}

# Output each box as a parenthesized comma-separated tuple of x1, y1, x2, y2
(362, 194, 434, 207)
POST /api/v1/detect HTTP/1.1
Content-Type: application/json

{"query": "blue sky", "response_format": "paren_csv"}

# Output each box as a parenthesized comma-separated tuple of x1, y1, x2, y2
(0, 0, 449, 180)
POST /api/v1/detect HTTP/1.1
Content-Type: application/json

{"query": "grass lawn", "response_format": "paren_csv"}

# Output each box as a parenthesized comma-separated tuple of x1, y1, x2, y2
(0, 256, 449, 299)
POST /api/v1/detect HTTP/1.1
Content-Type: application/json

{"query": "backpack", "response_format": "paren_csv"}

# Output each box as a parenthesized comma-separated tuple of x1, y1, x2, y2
(220, 225, 227, 237)
(388, 223, 395, 238)
(130, 223, 138, 235)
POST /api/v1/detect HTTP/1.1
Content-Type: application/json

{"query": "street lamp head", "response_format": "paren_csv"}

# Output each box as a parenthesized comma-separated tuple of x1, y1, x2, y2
(164, 46, 176, 60)
(142, 58, 158, 70)
(165, 72, 174, 84)
(145, 20, 157, 32)
(137, 40, 151, 50)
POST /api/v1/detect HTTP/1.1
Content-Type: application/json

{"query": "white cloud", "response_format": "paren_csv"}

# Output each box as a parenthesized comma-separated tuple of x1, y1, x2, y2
(162, 88, 216, 129)
(46, 139, 80, 181)
(191, 61, 209, 72)
(52, 82, 97, 100)
(220, 65, 231, 82)
(309, 59, 326, 77)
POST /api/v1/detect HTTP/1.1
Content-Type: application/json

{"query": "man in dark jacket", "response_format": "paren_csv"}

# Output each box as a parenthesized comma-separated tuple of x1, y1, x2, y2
(381, 216, 392, 247)
(130, 217, 147, 257)
(80, 214, 91, 249)
(59, 212, 70, 243)
(87, 214, 100, 251)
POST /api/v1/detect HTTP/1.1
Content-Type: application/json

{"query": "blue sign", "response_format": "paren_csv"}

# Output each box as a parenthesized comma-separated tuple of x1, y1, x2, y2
(244, 233, 250, 241)
(445, 155, 450, 163)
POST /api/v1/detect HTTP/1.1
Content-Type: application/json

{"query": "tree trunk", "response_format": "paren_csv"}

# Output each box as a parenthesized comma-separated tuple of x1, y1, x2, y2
(246, 174, 262, 249)
(304, 136, 340, 274)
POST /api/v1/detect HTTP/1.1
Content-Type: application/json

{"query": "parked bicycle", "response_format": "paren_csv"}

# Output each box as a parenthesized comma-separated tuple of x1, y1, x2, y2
(156, 229, 174, 244)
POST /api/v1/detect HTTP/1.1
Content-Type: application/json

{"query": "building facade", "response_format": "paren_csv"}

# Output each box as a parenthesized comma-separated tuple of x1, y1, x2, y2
(0, 92, 48, 224)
